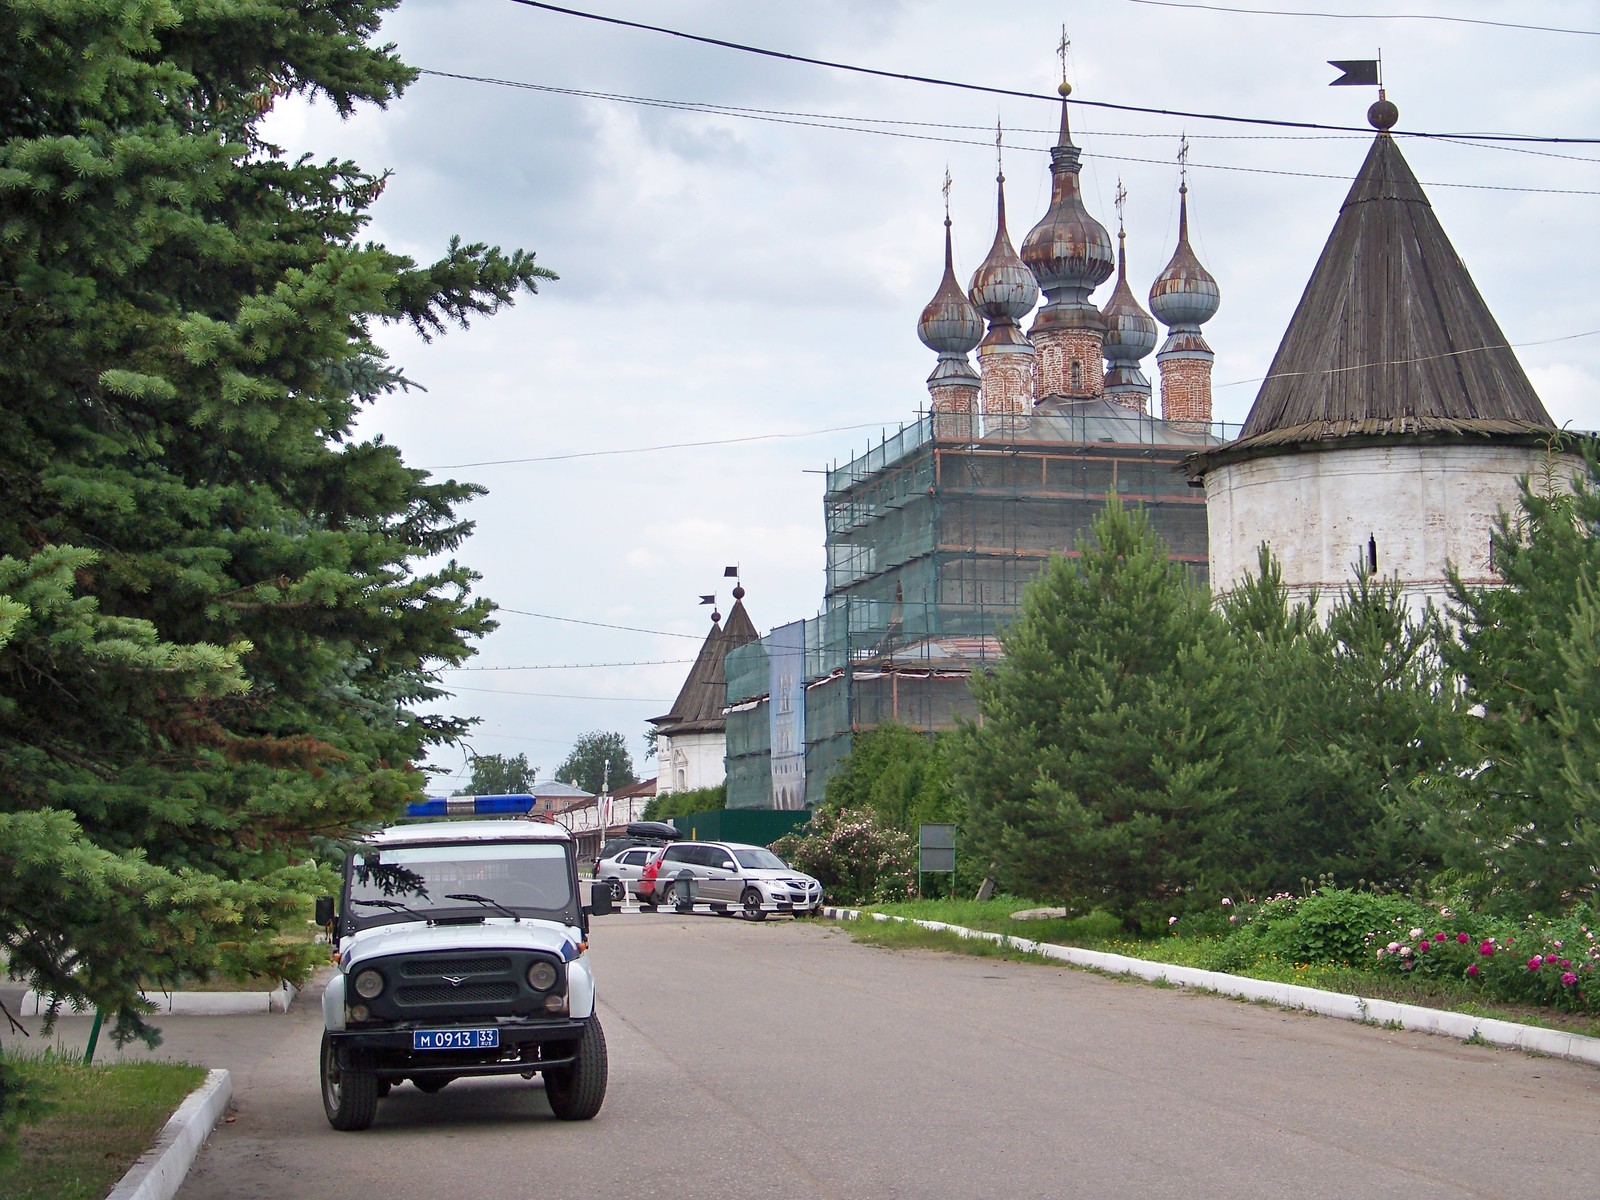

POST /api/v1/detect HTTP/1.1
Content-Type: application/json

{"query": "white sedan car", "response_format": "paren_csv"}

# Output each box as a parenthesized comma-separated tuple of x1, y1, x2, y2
(650, 841, 824, 919)
(594, 846, 658, 902)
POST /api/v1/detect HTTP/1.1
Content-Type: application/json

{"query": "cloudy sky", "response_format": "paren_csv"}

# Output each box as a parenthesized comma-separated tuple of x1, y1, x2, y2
(266, 0, 1599, 792)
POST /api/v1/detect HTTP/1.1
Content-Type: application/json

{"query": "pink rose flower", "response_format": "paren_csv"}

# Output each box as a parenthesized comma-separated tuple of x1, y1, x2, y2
(1560, 959, 1571, 969)
(1387, 941, 1401, 953)
(1479, 941, 1496, 956)
(1527, 956, 1543, 971)
(1221, 897, 1232, 906)
(1562, 972, 1578, 986)
(1417, 941, 1430, 954)
(1466, 964, 1480, 977)
(1457, 932, 1470, 944)
(1409, 927, 1424, 940)
(1434, 932, 1447, 942)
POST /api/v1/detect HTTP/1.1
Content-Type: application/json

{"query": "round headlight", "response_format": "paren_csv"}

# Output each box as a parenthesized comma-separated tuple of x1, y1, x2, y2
(526, 961, 558, 991)
(353, 969, 384, 999)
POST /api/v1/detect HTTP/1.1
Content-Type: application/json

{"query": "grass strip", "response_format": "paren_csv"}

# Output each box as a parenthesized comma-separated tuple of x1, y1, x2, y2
(8, 1052, 207, 1200)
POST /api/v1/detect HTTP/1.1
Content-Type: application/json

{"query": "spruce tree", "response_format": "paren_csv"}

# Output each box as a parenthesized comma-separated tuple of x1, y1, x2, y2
(0, 0, 552, 1083)
(953, 500, 1264, 921)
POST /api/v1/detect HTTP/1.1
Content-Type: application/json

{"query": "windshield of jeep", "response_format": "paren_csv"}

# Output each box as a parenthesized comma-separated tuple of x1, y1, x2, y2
(346, 842, 575, 930)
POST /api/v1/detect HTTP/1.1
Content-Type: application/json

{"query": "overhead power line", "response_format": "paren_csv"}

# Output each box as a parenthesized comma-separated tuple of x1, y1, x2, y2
(1116, 0, 1599, 38)
(417, 72, 1600, 195)
(504, 1, 1600, 144)
(494, 608, 706, 640)
(445, 683, 670, 702)
(455, 664, 691, 674)
(428, 420, 898, 469)
(1215, 328, 1600, 390)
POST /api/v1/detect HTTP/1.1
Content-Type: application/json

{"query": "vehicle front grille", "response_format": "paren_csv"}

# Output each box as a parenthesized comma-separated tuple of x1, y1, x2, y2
(360, 949, 564, 1022)
(401, 956, 510, 978)
(398, 982, 518, 1006)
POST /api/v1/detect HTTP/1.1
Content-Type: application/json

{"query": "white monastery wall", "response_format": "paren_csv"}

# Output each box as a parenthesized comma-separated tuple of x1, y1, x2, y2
(1205, 442, 1577, 617)
(655, 730, 726, 794)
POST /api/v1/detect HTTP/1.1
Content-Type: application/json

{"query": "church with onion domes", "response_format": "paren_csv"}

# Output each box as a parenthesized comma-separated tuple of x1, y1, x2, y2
(720, 69, 1567, 810)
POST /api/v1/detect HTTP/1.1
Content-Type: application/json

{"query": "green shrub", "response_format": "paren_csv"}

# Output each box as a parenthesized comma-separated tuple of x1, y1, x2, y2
(772, 808, 915, 905)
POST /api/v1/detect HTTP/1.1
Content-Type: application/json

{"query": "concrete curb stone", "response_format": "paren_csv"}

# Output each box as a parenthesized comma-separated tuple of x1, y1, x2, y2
(19, 981, 297, 1017)
(822, 906, 1600, 1068)
(105, 1068, 231, 1200)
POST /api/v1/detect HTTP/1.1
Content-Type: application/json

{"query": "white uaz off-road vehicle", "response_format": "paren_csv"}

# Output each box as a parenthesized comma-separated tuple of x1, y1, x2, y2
(315, 820, 614, 1131)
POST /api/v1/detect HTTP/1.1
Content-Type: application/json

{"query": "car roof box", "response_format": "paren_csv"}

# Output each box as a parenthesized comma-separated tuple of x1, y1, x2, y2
(626, 820, 681, 842)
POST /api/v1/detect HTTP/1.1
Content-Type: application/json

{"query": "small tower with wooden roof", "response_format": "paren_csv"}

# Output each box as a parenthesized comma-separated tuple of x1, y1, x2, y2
(650, 582, 759, 794)
(1187, 95, 1572, 614)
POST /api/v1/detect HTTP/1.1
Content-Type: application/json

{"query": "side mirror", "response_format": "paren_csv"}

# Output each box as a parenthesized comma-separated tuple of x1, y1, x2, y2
(719, 861, 735, 871)
(587, 885, 615, 917)
(315, 896, 335, 926)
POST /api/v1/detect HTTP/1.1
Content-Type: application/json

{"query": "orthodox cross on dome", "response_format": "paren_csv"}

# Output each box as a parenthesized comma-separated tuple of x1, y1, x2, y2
(942, 166, 952, 222)
(994, 118, 1004, 180)
(1115, 177, 1128, 239)
(1057, 26, 1071, 85)
(1176, 135, 1190, 187)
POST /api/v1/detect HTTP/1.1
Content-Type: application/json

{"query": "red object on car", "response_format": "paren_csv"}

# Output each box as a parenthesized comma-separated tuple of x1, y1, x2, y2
(637, 846, 667, 906)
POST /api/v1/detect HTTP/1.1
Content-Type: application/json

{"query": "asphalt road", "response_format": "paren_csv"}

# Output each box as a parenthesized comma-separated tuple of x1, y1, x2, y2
(14, 913, 1600, 1198)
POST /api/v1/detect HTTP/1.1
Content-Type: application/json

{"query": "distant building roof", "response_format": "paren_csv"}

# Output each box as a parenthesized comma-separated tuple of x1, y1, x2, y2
(612, 777, 657, 801)
(532, 780, 594, 800)
(1194, 129, 1553, 473)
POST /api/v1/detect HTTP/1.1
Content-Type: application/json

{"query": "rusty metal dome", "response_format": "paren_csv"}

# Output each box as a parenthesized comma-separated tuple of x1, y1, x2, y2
(1020, 92, 1115, 311)
(1149, 184, 1219, 330)
(918, 216, 984, 354)
(967, 171, 1039, 324)
(1102, 229, 1157, 366)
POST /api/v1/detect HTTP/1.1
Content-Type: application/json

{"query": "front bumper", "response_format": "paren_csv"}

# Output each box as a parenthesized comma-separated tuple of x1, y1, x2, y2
(328, 1017, 588, 1080)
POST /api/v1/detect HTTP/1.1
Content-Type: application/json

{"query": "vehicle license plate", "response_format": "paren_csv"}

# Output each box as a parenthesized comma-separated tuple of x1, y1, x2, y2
(413, 1028, 499, 1051)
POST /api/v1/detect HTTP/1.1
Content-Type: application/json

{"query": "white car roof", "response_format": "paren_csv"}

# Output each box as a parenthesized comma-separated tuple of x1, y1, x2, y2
(365, 819, 571, 847)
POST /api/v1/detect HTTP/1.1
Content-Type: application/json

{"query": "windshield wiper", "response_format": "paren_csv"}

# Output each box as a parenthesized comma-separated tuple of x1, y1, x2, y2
(445, 893, 521, 921)
(352, 898, 433, 924)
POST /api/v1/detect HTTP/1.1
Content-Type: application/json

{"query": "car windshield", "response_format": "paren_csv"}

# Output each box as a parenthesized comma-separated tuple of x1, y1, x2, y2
(347, 842, 574, 929)
(732, 848, 788, 871)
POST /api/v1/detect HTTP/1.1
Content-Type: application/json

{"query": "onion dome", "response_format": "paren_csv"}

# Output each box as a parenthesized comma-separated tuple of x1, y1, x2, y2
(918, 216, 984, 355)
(1020, 83, 1115, 331)
(1102, 226, 1157, 368)
(1149, 183, 1220, 331)
(967, 170, 1039, 334)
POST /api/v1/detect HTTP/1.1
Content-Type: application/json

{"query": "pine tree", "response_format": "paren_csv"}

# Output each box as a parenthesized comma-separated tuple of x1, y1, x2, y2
(0, 0, 553, 1091)
(953, 500, 1264, 921)
(1222, 550, 1455, 890)
(1435, 448, 1600, 913)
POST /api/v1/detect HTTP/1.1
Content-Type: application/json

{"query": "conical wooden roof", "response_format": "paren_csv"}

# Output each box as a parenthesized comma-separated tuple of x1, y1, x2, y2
(649, 597, 759, 737)
(1212, 132, 1552, 461)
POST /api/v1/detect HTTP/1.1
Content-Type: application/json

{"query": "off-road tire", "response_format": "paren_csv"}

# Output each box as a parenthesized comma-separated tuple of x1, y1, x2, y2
(321, 1031, 378, 1131)
(741, 887, 767, 921)
(544, 1016, 608, 1120)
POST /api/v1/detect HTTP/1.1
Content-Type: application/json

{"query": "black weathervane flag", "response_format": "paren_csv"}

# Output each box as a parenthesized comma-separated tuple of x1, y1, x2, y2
(699, 594, 716, 604)
(1328, 59, 1380, 87)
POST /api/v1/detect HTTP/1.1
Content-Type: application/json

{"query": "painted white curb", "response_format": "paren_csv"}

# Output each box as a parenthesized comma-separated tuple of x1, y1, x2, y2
(20, 980, 297, 1017)
(823, 907, 1600, 1068)
(105, 1068, 231, 1200)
